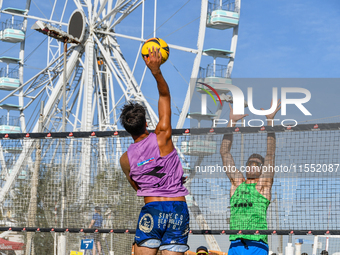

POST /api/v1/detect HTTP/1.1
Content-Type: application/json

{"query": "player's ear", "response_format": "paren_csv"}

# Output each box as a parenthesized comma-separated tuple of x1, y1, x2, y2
(146, 122, 148, 127)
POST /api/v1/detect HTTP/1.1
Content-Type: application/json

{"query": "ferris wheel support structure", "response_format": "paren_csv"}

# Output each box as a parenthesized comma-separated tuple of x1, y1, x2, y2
(0, 0, 32, 204)
(0, 2, 242, 253)
(0, 44, 83, 205)
(19, 0, 32, 133)
(176, 0, 241, 129)
(176, 0, 208, 129)
(226, 0, 240, 77)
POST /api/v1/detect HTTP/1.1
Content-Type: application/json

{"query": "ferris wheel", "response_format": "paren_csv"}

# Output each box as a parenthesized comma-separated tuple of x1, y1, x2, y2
(0, 0, 240, 134)
(0, 0, 240, 251)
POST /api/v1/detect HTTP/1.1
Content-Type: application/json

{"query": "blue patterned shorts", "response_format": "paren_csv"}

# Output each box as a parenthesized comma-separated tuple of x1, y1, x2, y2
(134, 201, 190, 252)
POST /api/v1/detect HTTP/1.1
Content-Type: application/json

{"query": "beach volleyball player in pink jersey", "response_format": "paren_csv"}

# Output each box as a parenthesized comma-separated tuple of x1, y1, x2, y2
(119, 47, 190, 255)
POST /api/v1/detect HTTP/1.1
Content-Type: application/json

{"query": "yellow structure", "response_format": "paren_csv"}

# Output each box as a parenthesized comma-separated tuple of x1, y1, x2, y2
(70, 251, 83, 255)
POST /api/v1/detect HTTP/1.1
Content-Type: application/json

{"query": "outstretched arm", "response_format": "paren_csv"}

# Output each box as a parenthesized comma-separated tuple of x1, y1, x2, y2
(220, 134, 244, 187)
(144, 47, 173, 154)
(261, 132, 276, 180)
(258, 100, 281, 199)
(220, 103, 247, 187)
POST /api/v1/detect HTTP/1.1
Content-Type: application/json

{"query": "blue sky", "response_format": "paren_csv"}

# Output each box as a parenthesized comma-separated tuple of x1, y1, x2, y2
(233, 1, 340, 78)
(1, 0, 339, 129)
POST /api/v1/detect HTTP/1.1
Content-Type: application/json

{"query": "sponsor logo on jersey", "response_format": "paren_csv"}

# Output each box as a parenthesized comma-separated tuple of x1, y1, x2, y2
(137, 157, 155, 167)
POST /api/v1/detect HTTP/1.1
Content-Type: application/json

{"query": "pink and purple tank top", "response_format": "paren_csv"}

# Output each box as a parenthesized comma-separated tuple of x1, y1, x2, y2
(127, 133, 189, 197)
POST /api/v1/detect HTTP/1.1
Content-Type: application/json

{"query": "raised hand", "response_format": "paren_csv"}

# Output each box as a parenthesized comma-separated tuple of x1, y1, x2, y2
(144, 46, 162, 75)
(261, 99, 281, 126)
(229, 103, 248, 125)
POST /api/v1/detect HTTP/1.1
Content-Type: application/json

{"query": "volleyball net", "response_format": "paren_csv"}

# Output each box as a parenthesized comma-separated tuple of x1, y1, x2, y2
(0, 123, 339, 254)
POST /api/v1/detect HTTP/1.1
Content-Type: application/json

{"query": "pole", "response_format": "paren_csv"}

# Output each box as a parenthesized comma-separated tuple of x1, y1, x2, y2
(63, 41, 67, 132)
(326, 202, 331, 251)
(312, 236, 318, 255)
(268, 198, 274, 254)
(213, 57, 216, 76)
(275, 192, 283, 255)
(153, 0, 157, 37)
(25, 101, 43, 255)
(18, 0, 31, 133)
(61, 40, 67, 228)
(58, 40, 67, 255)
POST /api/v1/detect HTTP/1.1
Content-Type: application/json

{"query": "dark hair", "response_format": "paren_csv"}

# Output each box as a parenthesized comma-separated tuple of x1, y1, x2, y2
(247, 153, 265, 165)
(301, 253, 308, 255)
(120, 102, 146, 136)
(196, 246, 208, 253)
(321, 251, 328, 255)
(95, 206, 101, 212)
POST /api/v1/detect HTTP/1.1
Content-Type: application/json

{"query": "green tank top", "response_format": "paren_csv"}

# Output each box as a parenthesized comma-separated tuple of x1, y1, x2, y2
(229, 182, 270, 243)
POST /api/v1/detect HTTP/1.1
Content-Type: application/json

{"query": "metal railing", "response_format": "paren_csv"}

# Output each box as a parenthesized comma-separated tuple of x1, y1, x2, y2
(199, 64, 228, 78)
(0, 116, 20, 126)
(1, 19, 24, 30)
(208, 0, 239, 13)
(0, 68, 19, 79)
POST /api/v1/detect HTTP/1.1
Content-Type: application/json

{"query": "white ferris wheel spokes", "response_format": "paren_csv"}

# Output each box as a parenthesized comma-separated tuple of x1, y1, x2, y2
(28, 0, 160, 133)
(0, 0, 240, 133)
(0, 0, 205, 219)
(0, 0, 241, 252)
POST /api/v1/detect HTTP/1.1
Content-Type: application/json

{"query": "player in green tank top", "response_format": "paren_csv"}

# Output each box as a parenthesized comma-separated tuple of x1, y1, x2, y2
(220, 100, 281, 255)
